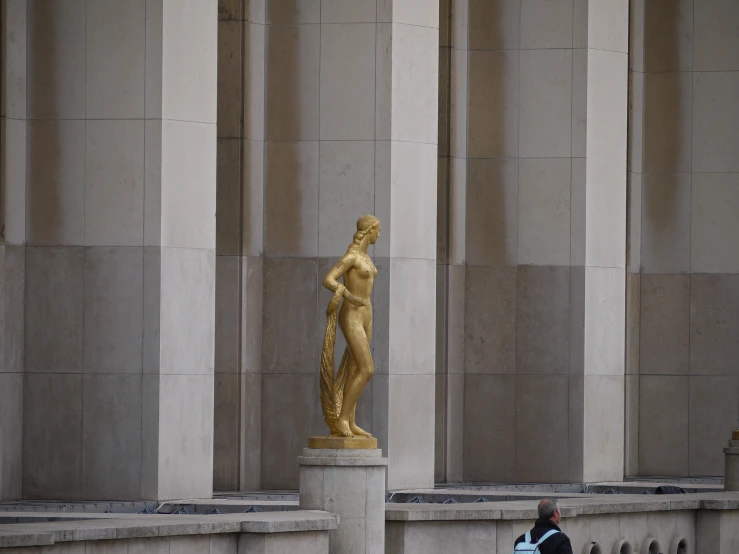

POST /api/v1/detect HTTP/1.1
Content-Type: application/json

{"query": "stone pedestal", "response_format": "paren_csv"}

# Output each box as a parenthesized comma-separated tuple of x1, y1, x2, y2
(299, 448, 387, 554)
(725, 435, 739, 491)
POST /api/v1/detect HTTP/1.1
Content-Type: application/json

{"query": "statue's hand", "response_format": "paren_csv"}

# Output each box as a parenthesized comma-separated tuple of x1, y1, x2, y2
(344, 292, 367, 307)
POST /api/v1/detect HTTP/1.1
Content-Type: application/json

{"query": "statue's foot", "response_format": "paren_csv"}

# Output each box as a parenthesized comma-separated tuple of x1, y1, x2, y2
(350, 422, 373, 438)
(335, 419, 354, 437)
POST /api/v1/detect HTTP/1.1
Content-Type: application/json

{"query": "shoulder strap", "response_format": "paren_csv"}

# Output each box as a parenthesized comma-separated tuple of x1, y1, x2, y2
(524, 532, 532, 543)
(538, 530, 561, 544)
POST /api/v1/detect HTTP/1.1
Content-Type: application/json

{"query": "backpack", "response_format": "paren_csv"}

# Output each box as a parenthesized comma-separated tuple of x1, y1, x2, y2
(513, 530, 560, 553)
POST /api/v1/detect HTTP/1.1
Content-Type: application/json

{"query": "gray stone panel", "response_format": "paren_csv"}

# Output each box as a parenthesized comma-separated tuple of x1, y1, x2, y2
(464, 266, 516, 375)
(463, 374, 515, 482)
(516, 265, 570, 376)
(690, 274, 739, 376)
(23, 374, 83, 499)
(261, 374, 320, 489)
(215, 255, 240, 374)
(262, 257, 318, 375)
(515, 375, 570, 482)
(689, 376, 739, 476)
(81, 374, 143, 500)
(25, 247, 84, 373)
(639, 274, 690, 375)
(214, 373, 241, 491)
(0, 372, 23, 499)
(639, 375, 689, 476)
(83, 247, 144, 374)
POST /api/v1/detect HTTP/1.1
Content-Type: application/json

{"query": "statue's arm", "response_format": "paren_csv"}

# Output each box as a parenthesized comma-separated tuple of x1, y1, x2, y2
(322, 254, 353, 291)
(322, 254, 366, 307)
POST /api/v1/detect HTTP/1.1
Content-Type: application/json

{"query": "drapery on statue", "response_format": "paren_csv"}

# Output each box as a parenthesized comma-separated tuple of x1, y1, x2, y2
(308, 215, 380, 449)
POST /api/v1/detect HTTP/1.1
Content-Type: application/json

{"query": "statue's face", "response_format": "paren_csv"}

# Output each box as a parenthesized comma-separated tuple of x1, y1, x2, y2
(369, 225, 380, 244)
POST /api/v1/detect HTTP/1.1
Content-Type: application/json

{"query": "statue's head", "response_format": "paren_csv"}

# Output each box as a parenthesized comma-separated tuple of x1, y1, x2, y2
(357, 214, 381, 244)
(349, 215, 381, 251)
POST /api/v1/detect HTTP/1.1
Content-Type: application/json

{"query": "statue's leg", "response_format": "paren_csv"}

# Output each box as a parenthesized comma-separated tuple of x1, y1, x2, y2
(349, 317, 373, 438)
(337, 314, 374, 437)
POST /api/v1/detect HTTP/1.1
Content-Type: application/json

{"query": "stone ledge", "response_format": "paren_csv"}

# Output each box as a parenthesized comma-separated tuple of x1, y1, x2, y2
(0, 511, 339, 548)
(384, 504, 503, 521)
(384, 493, 739, 522)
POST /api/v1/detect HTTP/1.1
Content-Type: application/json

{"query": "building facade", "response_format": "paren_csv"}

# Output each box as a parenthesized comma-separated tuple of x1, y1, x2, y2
(0, 0, 738, 501)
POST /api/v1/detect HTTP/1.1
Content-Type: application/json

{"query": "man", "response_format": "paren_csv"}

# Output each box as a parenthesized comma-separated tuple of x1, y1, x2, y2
(513, 498, 573, 554)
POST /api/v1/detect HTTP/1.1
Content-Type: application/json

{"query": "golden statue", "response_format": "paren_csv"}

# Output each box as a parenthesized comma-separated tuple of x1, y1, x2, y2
(308, 215, 380, 449)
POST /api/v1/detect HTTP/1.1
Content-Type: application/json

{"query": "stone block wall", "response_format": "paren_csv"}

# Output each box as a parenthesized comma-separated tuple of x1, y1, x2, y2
(3, 0, 739, 500)
(627, 0, 739, 478)
(386, 510, 700, 554)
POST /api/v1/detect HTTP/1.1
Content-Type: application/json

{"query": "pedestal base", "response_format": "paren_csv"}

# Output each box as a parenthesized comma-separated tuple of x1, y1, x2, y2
(724, 439, 739, 491)
(308, 435, 378, 449)
(299, 448, 387, 554)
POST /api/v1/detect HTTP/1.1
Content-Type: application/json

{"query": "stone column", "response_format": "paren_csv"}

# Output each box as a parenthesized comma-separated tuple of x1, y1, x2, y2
(571, 0, 629, 483)
(0, 0, 26, 501)
(18, 0, 217, 501)
(372, 0, 439, 491)
(141, 0, 218, 501)
(434, 0, 465, 484)
(299, 448, 387, 554)
(213, 0, 265, 493)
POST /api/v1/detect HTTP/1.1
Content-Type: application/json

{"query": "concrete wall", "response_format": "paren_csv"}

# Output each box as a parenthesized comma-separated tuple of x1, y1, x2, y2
(627, 0, 739, 478)
(387, 510, 698, 554)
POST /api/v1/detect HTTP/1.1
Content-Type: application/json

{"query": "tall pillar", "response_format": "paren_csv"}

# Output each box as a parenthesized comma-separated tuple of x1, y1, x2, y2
(19, 0, 217, 501)
(374, 0, 439, 491)
(572, 0, 629, 482)
(434, 0, 465, 484)
(213, 0, 265, 493)
(253, 0, 438, 491)
(0, 0, 26, 501)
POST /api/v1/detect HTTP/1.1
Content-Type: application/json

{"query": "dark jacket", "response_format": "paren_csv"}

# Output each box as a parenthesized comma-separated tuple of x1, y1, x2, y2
(514, 519, 573, 554)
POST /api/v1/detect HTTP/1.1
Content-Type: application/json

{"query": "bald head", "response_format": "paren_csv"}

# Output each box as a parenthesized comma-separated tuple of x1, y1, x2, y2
(538, 498, 560, 522)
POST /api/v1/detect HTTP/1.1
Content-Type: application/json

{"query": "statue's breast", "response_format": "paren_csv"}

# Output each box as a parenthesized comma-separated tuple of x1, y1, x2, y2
(354, 262, 374, 278)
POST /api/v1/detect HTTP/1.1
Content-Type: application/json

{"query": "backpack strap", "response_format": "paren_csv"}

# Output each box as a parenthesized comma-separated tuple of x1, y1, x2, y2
(524, 532, 532, 543)
(537, 530, 560, 544)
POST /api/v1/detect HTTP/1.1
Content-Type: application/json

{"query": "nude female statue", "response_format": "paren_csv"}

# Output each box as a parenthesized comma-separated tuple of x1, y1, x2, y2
(318, 215, 380, 439)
